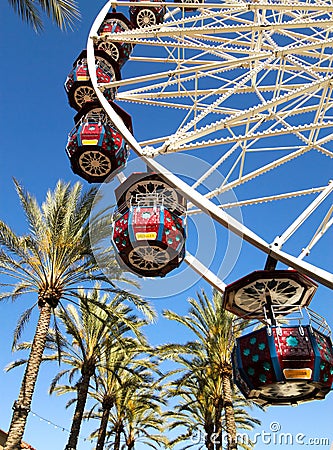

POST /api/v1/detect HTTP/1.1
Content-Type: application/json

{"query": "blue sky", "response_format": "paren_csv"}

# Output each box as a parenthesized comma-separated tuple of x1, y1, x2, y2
(0, 0, 333, 448)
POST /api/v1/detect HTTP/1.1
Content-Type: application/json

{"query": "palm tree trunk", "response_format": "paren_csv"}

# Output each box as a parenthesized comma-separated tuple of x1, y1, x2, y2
(65, 372, 91, 450)
(114, 423, 123, 450)
(222, 367, 237, 450)
(126, 429, 135, 450)
(127, 440, 135, 450)
(4, 302, 52, 450)
(214, 397, 223, 450)
(96, 404, 111, 450)
(204, 422, 215, 450)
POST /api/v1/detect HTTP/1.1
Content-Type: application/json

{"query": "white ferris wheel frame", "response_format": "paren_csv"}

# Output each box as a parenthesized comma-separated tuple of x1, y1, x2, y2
(86, 0, 333, 291)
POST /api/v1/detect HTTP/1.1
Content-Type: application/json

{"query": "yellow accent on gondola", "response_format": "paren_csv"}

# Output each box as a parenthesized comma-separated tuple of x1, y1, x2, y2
(283, 368, 312, 379)
(136, 232, 157, 240)
(82, 140, 99, 145)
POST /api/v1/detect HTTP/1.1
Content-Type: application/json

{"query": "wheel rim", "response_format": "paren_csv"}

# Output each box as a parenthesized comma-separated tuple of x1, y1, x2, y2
(136, 9, 157, 27)
(78, 150, 112, 177)
(128, 245, 170, 271)
(97, 42, 120, 61)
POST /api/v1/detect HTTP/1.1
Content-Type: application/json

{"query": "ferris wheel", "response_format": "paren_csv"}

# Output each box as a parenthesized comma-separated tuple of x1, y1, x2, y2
(64, 0, 333, 406)
(70, 0, 333, 291)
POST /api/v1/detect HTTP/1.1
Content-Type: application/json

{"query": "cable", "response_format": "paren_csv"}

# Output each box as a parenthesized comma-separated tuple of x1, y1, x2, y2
(30, 410, 93, 443)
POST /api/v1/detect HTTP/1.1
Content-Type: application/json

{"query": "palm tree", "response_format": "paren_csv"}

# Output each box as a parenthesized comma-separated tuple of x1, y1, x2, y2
(42, 286, 154, 450)
(164, 370, 259, 450)
(89, 345, 127, 450)
(87, 347, 148, 449)
(0, 180, 137, 449)
(163, 362, 219, 450)
(86, 345, 165, 450)
(8, 0, 80, 32)
(160, 290, 260, 450)
(103, 375, 168, 450)
(123, 394, 168, 450)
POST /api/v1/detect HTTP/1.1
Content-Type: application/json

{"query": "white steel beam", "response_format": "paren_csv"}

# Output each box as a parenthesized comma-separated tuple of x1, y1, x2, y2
(186, 186, 327, 214)
(156, 122, 333, 152)
(185, 252, 226, 292)
(105, 19, 333, 40)
(100, 52, 270, 90)
(165, 76, 331, 149)
(272, 182, 333, 249)
(297, 209, 333, 260)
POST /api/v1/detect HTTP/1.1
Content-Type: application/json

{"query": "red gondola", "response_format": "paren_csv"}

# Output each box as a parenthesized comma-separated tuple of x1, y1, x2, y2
(64, 49, 121, 111)
(129, 0, 165, 28)
(115, 172, 186, 214)
(112, 173, 186, 276)
(96, 12, 134, 68)
(233, 324, 333, 405)
(66, 102, 132, 183)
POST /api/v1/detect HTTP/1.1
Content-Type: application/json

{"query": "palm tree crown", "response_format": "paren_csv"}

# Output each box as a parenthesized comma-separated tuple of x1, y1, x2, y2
(0, 180, 126, 313)
(8, 0, 80, 32)
(102, 371, 167, 450)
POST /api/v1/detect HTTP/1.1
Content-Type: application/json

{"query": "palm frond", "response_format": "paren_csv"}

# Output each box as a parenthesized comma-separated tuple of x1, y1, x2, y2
(5, 359, 29, 372)
(12, 304, 37, 350)
(7, 0, 43, 31)
(0, 221, 29, 258)
(65, 397, 77, 408)
(13, 178, 46, 242)
(49, 370, 73, 394)
(41, 0, 81, 29)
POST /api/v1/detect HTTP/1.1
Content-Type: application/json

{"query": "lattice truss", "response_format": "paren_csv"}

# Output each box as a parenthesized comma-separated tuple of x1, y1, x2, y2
(93, 0, 333, 265)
